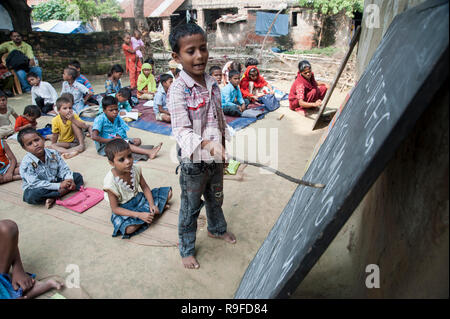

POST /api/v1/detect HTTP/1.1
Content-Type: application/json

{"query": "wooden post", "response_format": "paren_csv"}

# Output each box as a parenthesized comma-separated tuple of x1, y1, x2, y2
(311, 25, 361, 130)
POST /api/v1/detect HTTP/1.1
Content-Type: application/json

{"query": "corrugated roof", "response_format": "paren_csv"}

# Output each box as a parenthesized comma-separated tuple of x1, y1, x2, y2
(120, 0, 185, 18)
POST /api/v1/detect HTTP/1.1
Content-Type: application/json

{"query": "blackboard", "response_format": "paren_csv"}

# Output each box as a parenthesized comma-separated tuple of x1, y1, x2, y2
(235, 0, 449, 299)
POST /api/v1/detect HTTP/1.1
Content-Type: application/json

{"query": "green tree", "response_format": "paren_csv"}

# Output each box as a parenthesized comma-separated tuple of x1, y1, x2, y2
(298, 0, 364, 47)
(31, 0, 123, 24)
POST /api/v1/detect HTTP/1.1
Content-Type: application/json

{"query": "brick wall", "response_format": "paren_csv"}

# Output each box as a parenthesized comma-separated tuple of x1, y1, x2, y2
(0, 30, 126, 83)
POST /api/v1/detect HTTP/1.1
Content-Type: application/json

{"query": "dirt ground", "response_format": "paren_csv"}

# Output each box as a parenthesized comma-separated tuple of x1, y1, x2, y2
(0, 72, 350, 299)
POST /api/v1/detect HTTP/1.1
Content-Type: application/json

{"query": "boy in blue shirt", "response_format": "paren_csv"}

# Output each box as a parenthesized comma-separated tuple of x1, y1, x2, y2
(221, 69, 246, 116)
(153, 73, 173, 123)
(91, 95, 162, 158)
(98, 88, 133, 116)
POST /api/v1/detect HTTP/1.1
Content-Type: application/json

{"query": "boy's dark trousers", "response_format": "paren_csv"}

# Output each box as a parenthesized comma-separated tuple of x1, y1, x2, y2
(34, 96, 55, 114)
(23, 172, 84, 204)
(178, 161, 227, 258)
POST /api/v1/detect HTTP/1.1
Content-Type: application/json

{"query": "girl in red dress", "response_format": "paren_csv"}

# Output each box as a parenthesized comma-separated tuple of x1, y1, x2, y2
(122, 33, 142, 90)
(288, 60, 328, 112)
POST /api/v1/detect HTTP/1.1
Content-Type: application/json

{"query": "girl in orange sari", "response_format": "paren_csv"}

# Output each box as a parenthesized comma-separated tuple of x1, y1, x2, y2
(122, 33, 142, 89)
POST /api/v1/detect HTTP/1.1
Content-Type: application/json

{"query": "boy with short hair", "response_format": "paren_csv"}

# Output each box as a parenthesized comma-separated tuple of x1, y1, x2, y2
(14, 105, 40, 132)
(67, 60, 94, 94)
(61, 67, 92, 114)
(221, 69, 246, 116)
(18, 127, 84, 209)
(168, 23, 236, 270)
(27, 71, 58, 115)
(91, 95, 162, 158)
(48, 95, 92, 159)
(153, 73, 173, 123)
(99, 87, 133, 116)
(209, 65, 222, 85)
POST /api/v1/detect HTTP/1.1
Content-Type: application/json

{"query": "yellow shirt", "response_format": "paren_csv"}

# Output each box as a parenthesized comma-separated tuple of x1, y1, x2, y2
(51, 114, 84, 143)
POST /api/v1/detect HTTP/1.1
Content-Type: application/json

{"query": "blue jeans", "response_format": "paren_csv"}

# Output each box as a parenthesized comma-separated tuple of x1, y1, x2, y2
(16, 66, 42, 92)
(23, 172, 84, 204)
(178, 161, 227, 258)
(222, 104, 242, 117)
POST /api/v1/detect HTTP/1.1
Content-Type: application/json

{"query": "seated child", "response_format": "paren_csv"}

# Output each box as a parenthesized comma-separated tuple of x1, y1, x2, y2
(289, 60, 328, 112)
(18, 127, 84, 209)
(209, 66, 222, 86)
(61, 67, 92, 114)
(131, 29, 145, 65)
(167, 59, 179, 79)
(0, 219, 63, 299)
(0, 139, 21, 184)
(27, 72, 58, 115)
(245, 57, 259, 69)
(99, 88, 133, 116)
(105, 64, 124, 95)
(14, 105, 40, 132)
(91, 95, 162, 158)
(144, 58, 156, 76)
(240, 66, 274, 103)
(67, 60, 94, 94)
(222, 61, 241, 85)
(103, 139, 172, 239)
(137, 63, 156, 100)
(48, 95, 92, 159)
(153, 74, 173, 123)
(221, 69, 246, 117)
(0, 90, 18, 138)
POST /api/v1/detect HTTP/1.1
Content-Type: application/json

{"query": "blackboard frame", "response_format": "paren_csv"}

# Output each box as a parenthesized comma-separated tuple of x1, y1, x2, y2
(235, 0, 449, 299)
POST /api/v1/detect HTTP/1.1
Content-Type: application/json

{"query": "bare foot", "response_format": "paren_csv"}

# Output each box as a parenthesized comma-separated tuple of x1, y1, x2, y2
(45, 198, 55, 209)
(23, 279, 64, 299)
(182, 255, 200, 269)
(208, 231, 236, 244)
(62, 150, 79, 159)
(148, 142, 162, 159)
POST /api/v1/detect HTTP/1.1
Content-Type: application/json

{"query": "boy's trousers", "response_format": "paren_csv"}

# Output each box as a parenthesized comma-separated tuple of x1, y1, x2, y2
(23, 172, 84, 204)
(178, 161, 227, 258)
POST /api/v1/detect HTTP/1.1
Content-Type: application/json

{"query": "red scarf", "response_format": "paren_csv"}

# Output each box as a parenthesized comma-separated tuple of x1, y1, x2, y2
(240, 66, 268, 99)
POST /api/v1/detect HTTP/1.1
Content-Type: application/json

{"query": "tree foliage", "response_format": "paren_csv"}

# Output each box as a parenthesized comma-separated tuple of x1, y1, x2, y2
(31, 0, 123, 23)
(298, 0, 364, 18)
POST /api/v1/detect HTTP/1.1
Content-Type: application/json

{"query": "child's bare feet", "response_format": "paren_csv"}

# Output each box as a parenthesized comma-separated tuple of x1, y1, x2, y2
(45, 198, 55, 209)
(208, 231, 236, 244)
(182, 256, 200, 269)
(148, 142, 162, 159)
(22, 279, 64, 299)
(62, 150, 79, 159)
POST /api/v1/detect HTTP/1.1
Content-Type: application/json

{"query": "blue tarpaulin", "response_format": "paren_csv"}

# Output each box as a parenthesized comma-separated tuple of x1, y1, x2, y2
(255, 11, 289, 37)
(33, 20, 94, 34)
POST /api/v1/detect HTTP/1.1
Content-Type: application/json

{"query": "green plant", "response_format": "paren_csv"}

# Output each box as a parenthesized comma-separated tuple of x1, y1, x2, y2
(298, 0, 363, 47)
(31, 0, 123, 23)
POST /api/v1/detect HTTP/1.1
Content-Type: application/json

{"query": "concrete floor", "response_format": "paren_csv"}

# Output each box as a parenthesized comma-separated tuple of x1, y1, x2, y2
(0, 74, 349, 299)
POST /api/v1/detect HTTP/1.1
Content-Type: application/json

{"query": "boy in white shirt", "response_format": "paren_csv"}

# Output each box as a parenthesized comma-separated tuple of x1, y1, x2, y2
(26, 72, 58, 115)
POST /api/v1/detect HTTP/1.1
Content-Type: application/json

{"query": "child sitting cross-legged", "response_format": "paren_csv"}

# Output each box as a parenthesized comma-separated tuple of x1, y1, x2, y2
(61, 67, 92, 115)
(91, 95, 162, 158)
(221, 69, 246, 117)
(153, 73, 173, 123)
(27, 71, 58, 115)
(14, 105, 40, 132)
(99, 87, 133, 116)
(103, 139, 172, 239)
(18, 128, 84, 209)
(48, 95, 93, 159)
(137, 63, 157, 100)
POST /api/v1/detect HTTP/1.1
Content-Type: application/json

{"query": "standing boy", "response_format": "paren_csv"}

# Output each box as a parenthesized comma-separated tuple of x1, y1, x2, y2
(167, 23, 236, 270)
